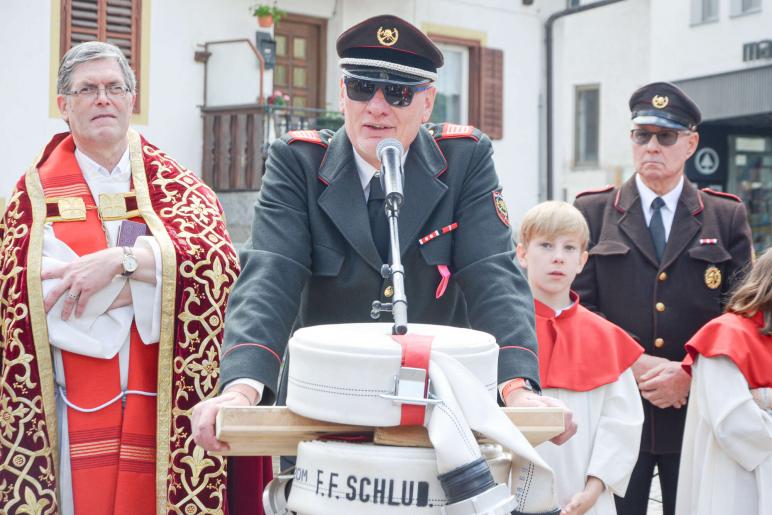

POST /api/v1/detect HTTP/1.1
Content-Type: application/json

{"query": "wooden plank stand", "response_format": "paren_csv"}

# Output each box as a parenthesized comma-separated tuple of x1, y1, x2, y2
(214, 406, 565, 456)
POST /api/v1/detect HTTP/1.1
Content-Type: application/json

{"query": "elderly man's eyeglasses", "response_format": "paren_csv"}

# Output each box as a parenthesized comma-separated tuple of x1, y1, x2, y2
(344, 76, 431, 107)
(630, 129, 690, 147)
(65, 84, 131, 99)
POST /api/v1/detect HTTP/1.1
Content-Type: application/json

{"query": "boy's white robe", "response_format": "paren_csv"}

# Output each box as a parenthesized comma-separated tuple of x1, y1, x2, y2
(537, 369, 644, 515)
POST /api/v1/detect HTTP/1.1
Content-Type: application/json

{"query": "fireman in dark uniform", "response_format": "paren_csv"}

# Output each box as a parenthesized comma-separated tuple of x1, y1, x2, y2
(193, 14, 576, 456)
(573, 81, 753, 515)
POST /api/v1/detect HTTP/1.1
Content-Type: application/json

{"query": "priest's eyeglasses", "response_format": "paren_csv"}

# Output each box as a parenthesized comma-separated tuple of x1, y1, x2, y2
(65, 84, 131, 99)
(630, 129, 690, 147)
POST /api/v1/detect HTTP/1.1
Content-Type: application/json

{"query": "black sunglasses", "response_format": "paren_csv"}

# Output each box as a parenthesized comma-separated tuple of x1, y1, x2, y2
(630, 129, 690, 147)
(344, 76, 431, 107)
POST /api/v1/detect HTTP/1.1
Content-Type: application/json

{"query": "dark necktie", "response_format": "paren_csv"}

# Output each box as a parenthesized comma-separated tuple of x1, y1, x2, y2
(649, 197, 666, 262)
(367, 174, 389, 262)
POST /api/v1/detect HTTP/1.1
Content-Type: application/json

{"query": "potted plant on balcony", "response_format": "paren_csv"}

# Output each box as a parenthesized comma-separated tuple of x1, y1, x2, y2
(267, 89, 290, 111)
(251, 4, 285, 28)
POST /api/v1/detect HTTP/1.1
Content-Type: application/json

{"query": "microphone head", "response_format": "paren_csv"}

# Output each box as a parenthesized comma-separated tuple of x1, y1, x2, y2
(376, 138, 404, 161)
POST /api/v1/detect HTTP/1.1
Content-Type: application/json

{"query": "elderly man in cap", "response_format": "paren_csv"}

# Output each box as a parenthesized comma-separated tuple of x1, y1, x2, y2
(193, 14, 575, 459)
(573, 81, 752, 515)
(0, 41, 253, 513)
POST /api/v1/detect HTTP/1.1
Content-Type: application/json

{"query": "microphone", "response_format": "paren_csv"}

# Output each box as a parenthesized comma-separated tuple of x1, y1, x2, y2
(376, 138, 404, 211)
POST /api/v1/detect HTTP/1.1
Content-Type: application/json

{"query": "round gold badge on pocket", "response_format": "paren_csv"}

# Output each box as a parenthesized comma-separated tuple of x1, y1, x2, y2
(704, 266, 722, 290)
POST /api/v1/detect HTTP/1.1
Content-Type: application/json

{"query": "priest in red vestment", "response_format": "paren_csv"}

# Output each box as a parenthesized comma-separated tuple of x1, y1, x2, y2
(0, 41, 270, 514)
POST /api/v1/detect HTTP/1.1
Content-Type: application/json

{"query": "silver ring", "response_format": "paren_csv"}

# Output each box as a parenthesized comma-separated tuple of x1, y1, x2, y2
(67, 291, 80, 300)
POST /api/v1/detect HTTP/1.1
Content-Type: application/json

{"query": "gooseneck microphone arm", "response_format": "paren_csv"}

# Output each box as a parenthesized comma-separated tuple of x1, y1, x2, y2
(370, 138, 408, 335)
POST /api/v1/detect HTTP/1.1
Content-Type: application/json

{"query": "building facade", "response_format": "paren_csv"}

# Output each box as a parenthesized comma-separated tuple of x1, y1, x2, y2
(552, 0, 771, 252)
(1, 0, 571, 242)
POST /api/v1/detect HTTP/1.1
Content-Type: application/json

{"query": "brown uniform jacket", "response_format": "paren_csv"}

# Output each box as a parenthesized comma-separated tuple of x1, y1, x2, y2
(573, 175, 752, 454)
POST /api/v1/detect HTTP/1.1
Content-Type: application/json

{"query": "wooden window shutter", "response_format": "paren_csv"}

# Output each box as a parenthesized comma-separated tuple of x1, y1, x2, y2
(61, 0, 142, 113)
(479, 47, 503, 140)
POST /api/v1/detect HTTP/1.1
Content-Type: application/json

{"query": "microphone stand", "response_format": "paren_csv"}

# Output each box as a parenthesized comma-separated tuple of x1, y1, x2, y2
(370, 180, 409, 335)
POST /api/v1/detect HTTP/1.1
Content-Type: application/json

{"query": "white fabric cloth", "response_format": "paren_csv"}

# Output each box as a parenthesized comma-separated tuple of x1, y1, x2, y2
(287, 441, 516, 515)
(536, 369, 643, 515)
(286, 323, 560, 513)
(676, 356, 772, 515)
(635, 173, 683, 241)
(41, 146, 163, 515)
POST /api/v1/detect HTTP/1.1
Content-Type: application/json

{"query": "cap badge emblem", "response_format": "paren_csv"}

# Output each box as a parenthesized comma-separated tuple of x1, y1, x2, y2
(376, 27, 399, 46)
(704, 265, 722, 290)
(652, 95, 669, 109)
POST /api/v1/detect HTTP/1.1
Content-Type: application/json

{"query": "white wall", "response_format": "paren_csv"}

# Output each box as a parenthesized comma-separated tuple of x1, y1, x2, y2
(1, 0, 564, 230)
(0, 0, 273, 200)
(1, 1, 67, 199)
(649, 0, 772, 80)
(552, 0, 650, 201)
(552, 0, 771, 202)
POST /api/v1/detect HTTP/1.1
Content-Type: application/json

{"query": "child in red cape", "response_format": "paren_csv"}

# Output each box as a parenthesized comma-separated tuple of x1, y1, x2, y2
(676, 248, 772, 515)
(516, 201, 644, 515)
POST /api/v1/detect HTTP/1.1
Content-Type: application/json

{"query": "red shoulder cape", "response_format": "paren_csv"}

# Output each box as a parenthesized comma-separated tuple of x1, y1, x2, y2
(535, 292, 644, 391)
(683, 312, 772, 388)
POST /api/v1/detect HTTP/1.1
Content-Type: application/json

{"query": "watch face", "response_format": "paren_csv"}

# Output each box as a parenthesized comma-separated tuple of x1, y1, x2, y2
(123, 255, 138, 273)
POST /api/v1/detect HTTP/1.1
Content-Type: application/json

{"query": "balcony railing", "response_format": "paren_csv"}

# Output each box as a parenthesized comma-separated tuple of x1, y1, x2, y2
(201, 104, 344, 192)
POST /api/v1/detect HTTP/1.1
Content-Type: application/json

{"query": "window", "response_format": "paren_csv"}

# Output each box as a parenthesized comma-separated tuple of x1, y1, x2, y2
(60, 0, 142, 113)
(691, 0, 719, 24)
(431, 44, 469, 125)
(428, 32, 503, 139)
(574, 85, 599, 167)
(567, 0, 581, 7)
(731, 0, 762, 16)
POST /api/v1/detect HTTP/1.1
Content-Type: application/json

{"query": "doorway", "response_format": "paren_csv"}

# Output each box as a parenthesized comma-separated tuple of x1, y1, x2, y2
(274, 14, 327, 109)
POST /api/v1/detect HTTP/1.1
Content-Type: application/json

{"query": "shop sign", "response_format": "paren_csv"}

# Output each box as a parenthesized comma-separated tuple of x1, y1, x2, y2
(743, 40, 772, 62)
(695, 147, 720, 176)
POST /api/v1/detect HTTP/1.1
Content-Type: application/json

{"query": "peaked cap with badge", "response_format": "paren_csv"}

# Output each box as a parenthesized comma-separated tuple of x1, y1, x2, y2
(629, 81, 702, 130)
(220, 15, 539, 408)
(336, 14, 444, 83)
(573, 80, 753, 487)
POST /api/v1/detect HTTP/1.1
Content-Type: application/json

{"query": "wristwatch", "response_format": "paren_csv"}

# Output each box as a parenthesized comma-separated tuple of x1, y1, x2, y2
(121, 246, 138, 277)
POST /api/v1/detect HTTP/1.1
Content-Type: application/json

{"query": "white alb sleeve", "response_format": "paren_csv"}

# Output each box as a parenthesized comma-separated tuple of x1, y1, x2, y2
(129, 235, 163, 344)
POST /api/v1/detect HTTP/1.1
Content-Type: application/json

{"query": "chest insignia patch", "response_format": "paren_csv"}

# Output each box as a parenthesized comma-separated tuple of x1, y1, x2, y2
(704, 265, 722, 290)
(492, 191, 509, 227)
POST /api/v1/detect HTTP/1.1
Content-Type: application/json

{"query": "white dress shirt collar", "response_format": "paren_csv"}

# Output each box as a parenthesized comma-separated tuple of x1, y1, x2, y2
(353, 147, 410, 200)
(635, 174, 683, 240)
(75, 146, 131, 182)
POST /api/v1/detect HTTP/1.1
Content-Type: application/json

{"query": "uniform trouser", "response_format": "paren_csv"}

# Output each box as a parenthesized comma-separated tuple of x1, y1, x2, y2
(614, 450, 680, 515)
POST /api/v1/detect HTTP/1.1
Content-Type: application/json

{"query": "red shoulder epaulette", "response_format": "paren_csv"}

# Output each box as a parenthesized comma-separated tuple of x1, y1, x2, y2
(287, 130, 329, 148)
(575, 185, 614, 198)
(701, 187, 741, 203)
(436, 123, 479, 141)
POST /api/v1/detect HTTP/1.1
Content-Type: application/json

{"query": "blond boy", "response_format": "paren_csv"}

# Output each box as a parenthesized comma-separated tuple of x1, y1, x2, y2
(516, 201, 644, 515)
